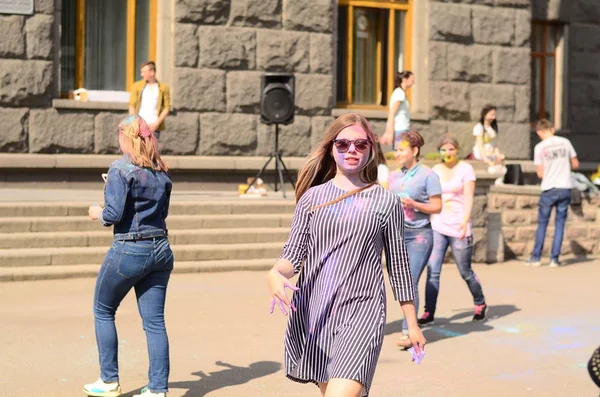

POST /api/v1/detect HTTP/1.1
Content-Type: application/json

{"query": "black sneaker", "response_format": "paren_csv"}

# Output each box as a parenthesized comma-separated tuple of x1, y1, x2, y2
(473, 304, 487, 322)
(417, 311, 434, 326)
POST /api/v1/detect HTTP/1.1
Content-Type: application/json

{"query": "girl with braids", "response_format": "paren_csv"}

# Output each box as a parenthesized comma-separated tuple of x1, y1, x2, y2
(267, 113, 426, 397)
(379, 71, 415, 149)
(388, 131, 442, 349)
(85, 115, 173, 397)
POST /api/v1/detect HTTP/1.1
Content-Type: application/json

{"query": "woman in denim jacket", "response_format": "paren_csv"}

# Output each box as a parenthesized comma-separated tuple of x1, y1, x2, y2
(84, 115, 173, 397)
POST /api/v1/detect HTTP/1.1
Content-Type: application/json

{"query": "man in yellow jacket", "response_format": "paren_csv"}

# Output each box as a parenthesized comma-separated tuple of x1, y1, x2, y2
(129, 61, 171, 140)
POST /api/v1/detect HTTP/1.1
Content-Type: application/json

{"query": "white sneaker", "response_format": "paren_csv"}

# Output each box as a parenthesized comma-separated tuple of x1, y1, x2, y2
(133, 386, 166, 397)
(549, 260, 561, 268)
(525, 259, 542, 267)
(83, 378, 121, 397)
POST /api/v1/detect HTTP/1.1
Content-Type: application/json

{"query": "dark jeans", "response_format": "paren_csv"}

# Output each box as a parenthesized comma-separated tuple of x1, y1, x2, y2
(424, 230, 485, 316)
(531, 188, 571, 262)
(402, 227, 433, 332)
(94, 237, 173, 392)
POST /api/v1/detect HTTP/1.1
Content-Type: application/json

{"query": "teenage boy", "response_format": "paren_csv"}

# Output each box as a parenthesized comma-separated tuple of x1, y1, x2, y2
(527, 119, 579, 267)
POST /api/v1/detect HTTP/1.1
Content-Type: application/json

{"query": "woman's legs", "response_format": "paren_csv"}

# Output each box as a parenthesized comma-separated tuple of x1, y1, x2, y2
(93, 244, 137, 383)
(423, 231, 450, 319)
(319, 378, 364, 397)
(447, 235, 486, 320)
(402, 227, 434, 332)
(135, 238, 173, 393)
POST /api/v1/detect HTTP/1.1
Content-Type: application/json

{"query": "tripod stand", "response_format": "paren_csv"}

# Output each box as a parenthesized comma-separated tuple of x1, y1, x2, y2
(245, 124, 296, 198)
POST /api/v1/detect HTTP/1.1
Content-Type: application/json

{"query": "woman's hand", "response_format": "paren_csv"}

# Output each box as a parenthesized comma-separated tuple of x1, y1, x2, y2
(458, 220, 468, 240)
(400, 197, 417, 209)
(88, 204, 102, 220)
(267, 267, 299, 315)
(408, 326, 427, 356)
(379, 126, 394, 145)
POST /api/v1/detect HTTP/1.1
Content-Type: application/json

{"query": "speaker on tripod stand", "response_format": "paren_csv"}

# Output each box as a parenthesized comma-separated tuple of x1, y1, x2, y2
(246, 73, 297, 198)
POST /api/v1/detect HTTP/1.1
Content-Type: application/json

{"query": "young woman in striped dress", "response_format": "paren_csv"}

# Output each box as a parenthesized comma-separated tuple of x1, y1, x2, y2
(267, 113, 426, 397)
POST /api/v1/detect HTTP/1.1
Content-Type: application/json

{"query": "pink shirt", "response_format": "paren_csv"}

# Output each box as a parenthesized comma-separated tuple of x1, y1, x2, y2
(430, 161, 476, 238)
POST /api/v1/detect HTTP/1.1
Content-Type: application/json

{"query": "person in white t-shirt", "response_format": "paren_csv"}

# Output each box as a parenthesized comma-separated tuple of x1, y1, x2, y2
(376, 143, 390, 190)
(379, 71, 414, 149)
(526, 119, 579, 268)
(129, 61, 171, 141)
(472, 105, 506, 182)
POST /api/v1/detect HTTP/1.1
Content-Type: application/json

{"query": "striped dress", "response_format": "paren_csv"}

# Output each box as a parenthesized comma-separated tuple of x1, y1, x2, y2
(280, 180, 414, 396)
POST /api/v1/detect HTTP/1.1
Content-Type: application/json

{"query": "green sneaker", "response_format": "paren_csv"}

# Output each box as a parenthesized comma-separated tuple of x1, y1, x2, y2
(133, 386, 166, 397)
(83, 378, 121, 397)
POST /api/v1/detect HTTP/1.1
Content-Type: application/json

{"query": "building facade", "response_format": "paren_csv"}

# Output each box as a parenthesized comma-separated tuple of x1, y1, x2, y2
(0, 0, 598, 161)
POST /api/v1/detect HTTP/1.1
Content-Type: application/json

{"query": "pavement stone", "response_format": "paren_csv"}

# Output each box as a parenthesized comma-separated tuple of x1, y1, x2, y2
(1, 259, 599, 396)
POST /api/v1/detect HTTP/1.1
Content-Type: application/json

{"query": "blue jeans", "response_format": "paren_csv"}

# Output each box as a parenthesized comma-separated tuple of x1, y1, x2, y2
(94, 237, 174, 392)
(531, 188, 571, 262)
(402, 227, 433, 332)
(424, 230, 485, 316)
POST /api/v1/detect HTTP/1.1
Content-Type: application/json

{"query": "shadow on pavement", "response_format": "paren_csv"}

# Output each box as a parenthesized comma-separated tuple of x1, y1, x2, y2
(385, 304, 521, 344)
(561, 251, 595, 266)
(122, 360, 281, 397)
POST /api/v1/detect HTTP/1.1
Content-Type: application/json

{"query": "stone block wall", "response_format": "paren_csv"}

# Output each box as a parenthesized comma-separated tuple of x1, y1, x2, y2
(170, 0, 336, 156)
(563, 0, 600, 162)
(0, 0, 57, 153)
(489, 190, 600, 259)
(424, 0, 532, 160)
(0, 0, 336, 156)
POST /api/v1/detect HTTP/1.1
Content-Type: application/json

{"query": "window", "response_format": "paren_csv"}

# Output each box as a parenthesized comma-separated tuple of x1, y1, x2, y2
(336, 0, 411, 108)
(531, 22, 562, 123)
(60, 0, 157, 95)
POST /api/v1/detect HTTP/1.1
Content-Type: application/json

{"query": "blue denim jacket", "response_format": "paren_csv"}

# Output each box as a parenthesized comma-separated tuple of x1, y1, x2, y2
(99, 156, 172, 240)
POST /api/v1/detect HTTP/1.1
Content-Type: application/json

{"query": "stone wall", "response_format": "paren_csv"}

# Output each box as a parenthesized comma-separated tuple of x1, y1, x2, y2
(567, 0, 600, 147)
(423, 0, 532, 160)
(0, 0, 57, 153)
(0, 0, 337, 156)
(489, 188, 600, 260)
(169, 0, 336, 156)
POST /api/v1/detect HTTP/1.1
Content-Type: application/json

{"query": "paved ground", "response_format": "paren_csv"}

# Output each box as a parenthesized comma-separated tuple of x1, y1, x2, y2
(1, 258, 599, 397)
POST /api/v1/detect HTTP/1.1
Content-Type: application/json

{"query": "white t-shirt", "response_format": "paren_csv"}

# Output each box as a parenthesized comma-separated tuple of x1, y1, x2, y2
(533, 135, 577, 191)
(377, 164, 390, 186)
(472, 122, 498, 160)
(390, 88, 410, 132)
(138, 83, 160, 126)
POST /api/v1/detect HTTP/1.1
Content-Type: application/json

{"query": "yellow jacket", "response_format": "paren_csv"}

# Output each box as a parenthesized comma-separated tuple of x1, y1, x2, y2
(129, 80, 171, 131)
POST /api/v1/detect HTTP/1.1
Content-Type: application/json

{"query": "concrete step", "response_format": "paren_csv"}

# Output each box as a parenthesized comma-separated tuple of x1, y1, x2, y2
(0, 228, 291, 249)
(0, 242, 286, 267)
(0, 200, 296, 218)
(0, 258, 276, 282)
(0, 213, 294, 233)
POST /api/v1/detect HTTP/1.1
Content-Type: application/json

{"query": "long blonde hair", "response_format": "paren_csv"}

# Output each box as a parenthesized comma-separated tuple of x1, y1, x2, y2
(118, 115, 168, 172)
(295, 113, 378, 203)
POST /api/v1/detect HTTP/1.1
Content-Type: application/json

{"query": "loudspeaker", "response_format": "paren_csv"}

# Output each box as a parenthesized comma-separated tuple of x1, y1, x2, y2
(260, 73, 295, 125)
(503, 164, 524, 185)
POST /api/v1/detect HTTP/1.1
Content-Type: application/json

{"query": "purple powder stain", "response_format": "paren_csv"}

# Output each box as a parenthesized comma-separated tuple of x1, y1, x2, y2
(551, 327, 576, 335)
(430, 327, 463, 338)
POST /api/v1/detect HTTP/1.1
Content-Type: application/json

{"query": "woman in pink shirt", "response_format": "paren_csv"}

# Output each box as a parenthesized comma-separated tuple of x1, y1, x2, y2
(418, 135, 487, 326)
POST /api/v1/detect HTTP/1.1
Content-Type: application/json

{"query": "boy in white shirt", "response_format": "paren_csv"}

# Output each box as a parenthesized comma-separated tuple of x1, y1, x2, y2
(527, 119, 579, 267)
